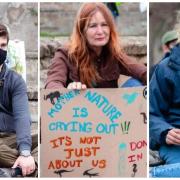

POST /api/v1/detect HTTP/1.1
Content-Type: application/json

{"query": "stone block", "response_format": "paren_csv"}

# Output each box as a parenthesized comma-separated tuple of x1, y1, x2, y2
(27, 85, 38, 100)
(0, 3, 38, 53)
(40, 3, 146, 36)
(29, 101, 38, 122)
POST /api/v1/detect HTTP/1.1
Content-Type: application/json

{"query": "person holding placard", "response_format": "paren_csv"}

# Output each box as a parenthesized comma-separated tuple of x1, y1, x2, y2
(0, 23, 36, 177)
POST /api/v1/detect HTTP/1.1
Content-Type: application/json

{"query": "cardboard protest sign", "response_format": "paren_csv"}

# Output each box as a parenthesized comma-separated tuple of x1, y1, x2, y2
(41, 87, 147, 177)
(7, 40, 26, 81)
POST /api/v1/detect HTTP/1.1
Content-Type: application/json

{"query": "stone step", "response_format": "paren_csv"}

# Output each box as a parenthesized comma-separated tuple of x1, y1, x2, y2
(29, 101, 38, 123)
(40, 69, 47, 89)
(25, 51, 38, 89)
(26, 51, 38, 60)
(40, 36, 147, 88)
(40, 3, 146, 36)
(27, 85, 38, 100)
(40, 69, 47, 88)
(174, 11, 180, 34)
(26, 59, 38, 86)
(40, 36, 146, 59)
(121, 36, 146, 55)
(31, 122, 38, 135)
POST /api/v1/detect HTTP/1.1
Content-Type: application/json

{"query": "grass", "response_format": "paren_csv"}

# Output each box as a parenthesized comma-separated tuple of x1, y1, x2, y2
(40, 31, 69, 38)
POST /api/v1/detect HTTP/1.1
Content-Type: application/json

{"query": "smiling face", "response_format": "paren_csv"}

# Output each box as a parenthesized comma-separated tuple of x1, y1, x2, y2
(85, 11, 110, 54)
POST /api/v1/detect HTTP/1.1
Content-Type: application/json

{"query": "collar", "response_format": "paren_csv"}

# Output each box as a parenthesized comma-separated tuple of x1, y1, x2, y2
(168, 44, 180, 71)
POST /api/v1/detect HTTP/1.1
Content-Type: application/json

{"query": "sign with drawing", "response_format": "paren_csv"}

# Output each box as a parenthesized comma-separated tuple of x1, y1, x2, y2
(41, 87, 147, 177)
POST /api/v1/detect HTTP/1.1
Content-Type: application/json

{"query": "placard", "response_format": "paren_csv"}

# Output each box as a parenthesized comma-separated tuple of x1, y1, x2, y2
(41, 87, 147, 177)
(7, 40, 26, 81)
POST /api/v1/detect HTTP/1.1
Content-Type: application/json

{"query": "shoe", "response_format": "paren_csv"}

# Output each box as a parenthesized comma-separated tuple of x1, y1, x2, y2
(11, 167, 22, 177)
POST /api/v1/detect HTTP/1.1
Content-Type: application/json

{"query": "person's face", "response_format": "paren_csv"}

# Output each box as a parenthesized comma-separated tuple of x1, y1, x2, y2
(0, 36, 8, 51)
(162, 39, 178, 54)
(85, 11, 110, 52)
(168, 40, 177, 50)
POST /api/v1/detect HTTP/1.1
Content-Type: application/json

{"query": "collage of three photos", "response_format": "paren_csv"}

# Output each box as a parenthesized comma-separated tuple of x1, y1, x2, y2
(0, 1, 180, 178)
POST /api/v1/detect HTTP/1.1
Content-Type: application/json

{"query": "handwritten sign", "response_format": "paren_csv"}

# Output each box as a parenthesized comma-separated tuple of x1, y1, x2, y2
(41, 87, 147, 177)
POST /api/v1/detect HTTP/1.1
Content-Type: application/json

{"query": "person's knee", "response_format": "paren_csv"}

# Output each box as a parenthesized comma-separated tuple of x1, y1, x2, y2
(159, 145, 180, 164)
(121, 77, 143, 88)
(0, 144, 18, 168)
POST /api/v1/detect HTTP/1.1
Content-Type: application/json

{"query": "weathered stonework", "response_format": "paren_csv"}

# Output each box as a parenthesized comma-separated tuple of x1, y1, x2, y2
(40, 3, 146, 36)
(0, 3, 38, 122)
(174, 11, 180, 37)
(40, 36, 147, 88)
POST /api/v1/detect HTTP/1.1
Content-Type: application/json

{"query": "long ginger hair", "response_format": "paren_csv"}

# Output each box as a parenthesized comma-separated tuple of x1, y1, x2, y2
(68, 3, 131, 87)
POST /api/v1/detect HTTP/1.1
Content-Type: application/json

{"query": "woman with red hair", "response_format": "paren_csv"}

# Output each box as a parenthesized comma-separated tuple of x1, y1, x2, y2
(46, 2, 146, 89)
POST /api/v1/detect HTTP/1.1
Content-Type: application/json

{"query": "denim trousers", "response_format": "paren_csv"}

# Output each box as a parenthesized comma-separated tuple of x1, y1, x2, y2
(150, 145, 180, 177)
(150, 163, 180, 177)
(121, 77, 143, 87)
(159, 145, 180, 164)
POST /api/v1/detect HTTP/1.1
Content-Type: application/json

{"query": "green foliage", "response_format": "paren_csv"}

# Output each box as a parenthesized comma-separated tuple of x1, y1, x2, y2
(40, 31, 69, 38)
(29, 8, 38, 16)
(116, 2, 122, 6)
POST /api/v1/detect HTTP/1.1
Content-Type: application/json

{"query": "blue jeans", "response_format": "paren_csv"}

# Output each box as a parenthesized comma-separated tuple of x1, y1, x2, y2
(121, 78, 143, 87)
(159, 145, 180, 164)
(150, 145, 180, 177)
(150, 163, 180, 177)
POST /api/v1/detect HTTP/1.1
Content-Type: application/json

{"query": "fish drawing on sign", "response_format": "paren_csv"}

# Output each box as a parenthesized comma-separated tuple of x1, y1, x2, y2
(83, 168, 99, 177)
(44, 91, 61, 105)
(54, 169, 74, 177)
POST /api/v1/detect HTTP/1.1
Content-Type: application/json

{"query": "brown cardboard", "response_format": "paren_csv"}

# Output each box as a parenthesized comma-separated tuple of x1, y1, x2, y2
(41, 87, 147, 177)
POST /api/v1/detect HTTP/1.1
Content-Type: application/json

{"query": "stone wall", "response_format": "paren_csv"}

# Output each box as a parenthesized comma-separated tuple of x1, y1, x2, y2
(174, 11, 180, 36)
(149, 3, 180, 67)
(0, 3, 38, 52)
(40, 2, 146, 36)
(40, 36, 147, 88)
(0, 3, 38, 122)
(40, 2, 147, 88)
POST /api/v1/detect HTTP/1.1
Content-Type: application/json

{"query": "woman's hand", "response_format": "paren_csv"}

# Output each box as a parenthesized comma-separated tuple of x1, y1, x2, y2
(67, 82, 87, 90)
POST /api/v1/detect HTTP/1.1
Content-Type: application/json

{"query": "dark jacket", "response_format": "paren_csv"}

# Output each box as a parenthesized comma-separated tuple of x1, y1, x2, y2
(149, 52, 170, 80)
(0, 63, 32, 152)
(45, 47, 147, 88)
(150, 44, 180, 150)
